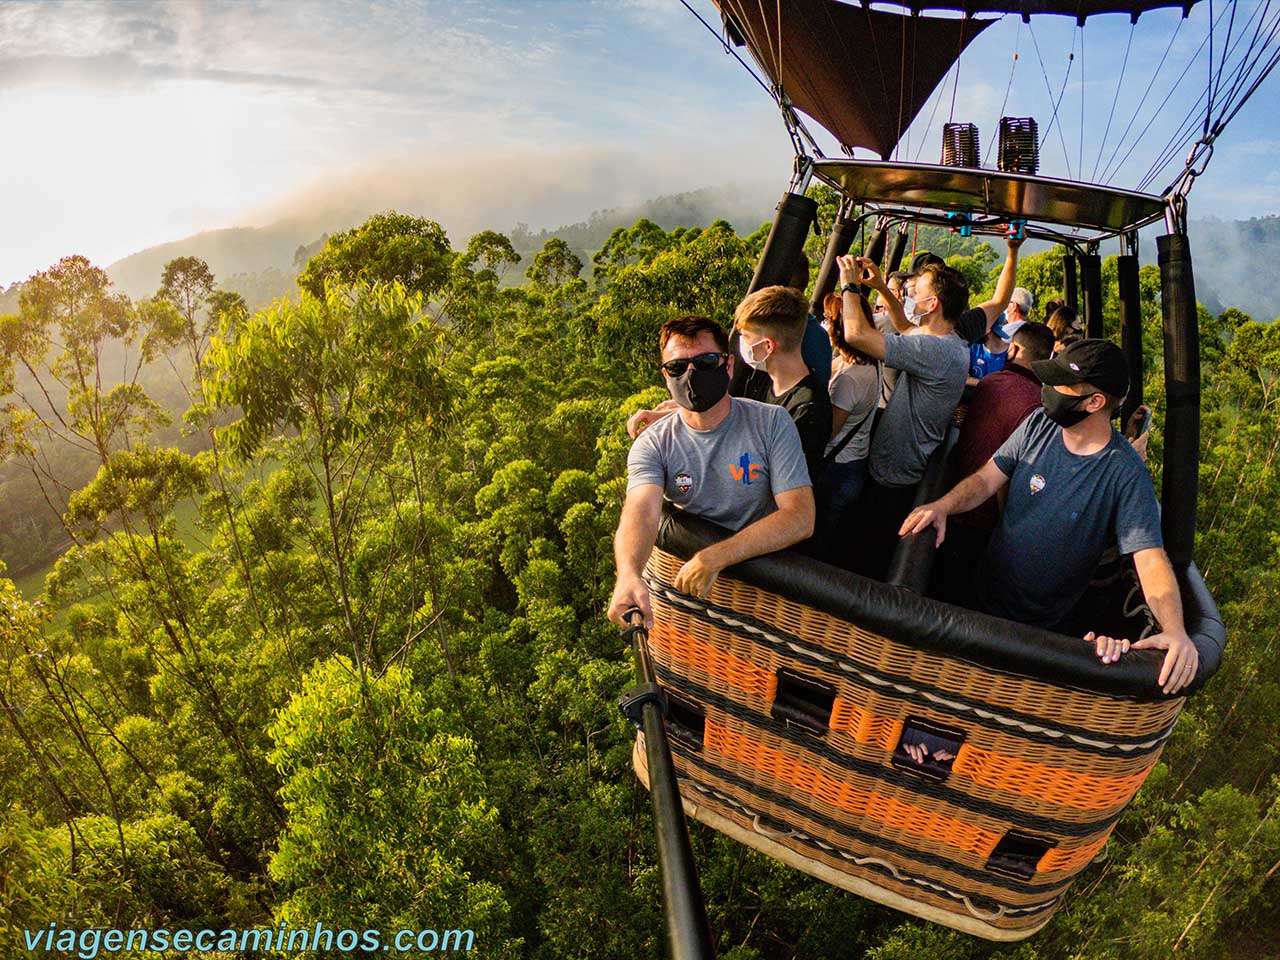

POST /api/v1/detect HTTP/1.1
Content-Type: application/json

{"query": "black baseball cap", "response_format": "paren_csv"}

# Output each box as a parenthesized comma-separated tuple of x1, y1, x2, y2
(908, 251, 945, 276)
(1032, 338, 1129, 398)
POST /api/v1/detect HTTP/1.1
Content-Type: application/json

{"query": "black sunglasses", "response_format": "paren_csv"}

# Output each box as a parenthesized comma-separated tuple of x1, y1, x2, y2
(660, 351, 728, 377)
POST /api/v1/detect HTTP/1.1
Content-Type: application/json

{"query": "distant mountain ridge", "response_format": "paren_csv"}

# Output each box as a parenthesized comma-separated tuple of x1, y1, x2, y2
(35, 189, 1276, 324)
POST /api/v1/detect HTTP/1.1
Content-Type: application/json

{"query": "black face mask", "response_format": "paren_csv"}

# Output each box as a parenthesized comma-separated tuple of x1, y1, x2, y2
(665, 362, 730, 412)
(1041, 384, 1095, 428)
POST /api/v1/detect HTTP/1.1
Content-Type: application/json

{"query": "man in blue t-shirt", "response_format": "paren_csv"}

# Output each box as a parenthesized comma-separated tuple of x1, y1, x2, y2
(898, 339, 1199, 695)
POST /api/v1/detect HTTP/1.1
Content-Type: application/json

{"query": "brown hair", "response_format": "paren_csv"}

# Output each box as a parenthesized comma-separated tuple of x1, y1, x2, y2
(734, 285, 809, 351)
(915, 263, 969, 323)
(826, 290, 875, 365)
(1046, 305, 1080, 341)
(823, 292, 842, 324)
(659, 315, 729, 355)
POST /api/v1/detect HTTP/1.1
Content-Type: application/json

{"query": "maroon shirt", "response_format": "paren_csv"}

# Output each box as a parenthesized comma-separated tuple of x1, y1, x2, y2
(952, 363, 1042, 529)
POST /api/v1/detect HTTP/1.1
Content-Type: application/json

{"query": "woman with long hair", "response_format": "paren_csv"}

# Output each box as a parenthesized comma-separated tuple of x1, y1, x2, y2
(1046, 304, 1082, 354)
(813, 291, 880, 556)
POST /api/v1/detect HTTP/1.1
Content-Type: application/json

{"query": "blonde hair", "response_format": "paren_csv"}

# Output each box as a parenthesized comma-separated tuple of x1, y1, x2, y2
(734, 285, 808, 351)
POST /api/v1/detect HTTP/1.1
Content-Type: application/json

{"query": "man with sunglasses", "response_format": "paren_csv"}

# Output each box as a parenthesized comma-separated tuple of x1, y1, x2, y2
(898, 339, 1199, 695)
(607, 316, 815, 629)
(628, 286, 832, 474)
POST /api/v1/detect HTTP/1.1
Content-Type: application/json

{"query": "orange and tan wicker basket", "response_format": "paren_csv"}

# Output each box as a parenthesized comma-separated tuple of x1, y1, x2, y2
(631, 510, 1225, 940)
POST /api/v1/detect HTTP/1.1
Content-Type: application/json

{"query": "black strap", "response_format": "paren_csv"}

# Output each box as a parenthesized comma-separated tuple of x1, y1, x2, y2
(819, 402, 877, 469)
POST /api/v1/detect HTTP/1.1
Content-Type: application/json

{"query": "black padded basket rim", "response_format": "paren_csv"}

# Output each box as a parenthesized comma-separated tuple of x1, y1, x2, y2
(654, 507, 1224, 702)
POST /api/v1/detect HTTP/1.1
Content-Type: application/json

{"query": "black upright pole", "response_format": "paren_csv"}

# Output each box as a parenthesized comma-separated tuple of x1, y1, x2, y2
(732, 190, 818, 393)
(1080, 252, 1103, 339)
(858, 224, 888, 297)
(885, 224, 909, 277)
(1063, 252, 1079, 311)
(621, 614, 715, 960)
(1157, 231, 1201, 568)
(748, 192, 819, 294)
(1117, 250, 1144, 426)
(809, 207, 859, 317)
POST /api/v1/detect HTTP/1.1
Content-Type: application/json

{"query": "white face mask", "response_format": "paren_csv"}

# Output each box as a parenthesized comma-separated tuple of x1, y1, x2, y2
(738, 335, 772, 372)
(906, 295, 935, 324)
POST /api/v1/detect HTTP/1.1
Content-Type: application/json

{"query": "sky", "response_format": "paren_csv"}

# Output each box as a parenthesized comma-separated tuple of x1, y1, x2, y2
(1, 0, 1277, 287)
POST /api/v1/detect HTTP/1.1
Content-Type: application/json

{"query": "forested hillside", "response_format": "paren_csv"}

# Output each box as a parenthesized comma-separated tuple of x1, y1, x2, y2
(1, 194, 1278, 959)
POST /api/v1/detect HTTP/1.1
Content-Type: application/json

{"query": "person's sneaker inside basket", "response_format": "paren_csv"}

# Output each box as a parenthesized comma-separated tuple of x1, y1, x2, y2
(607, 315, 815, 628)
(897, 339, 1199, 695)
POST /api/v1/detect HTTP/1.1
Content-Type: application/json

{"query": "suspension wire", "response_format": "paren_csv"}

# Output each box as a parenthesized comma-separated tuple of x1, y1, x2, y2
(984, 18, 1021, 167)
(754, 0, 778, 80)
(1079, 22, 1086, 181)
(1206, 0, 1216, 133)
(679, 0, 775, 100)
(914, 57, 955, 162)
(1104, 3, 1228, 185)
(778, 0, 837, 158)
(1029, 21, 1076, 177)
(1091, 22, 1136, 181)
(1137, 0, 1276, 190)
(816, 0, 875, 156)
(948, 17, 968, 122)
(1207, 0, 1241, 127)
(1217, 41, 1280, 128)
(895, 7, 908, 159)
(862, 3, 896, 152)
(905, 13, 920, 160)
(1137, 87, 1212, 191)
(1214, 0, 1278, 118)
(1209, 0, 1280, 127)
(1097, 13, 1185, 183)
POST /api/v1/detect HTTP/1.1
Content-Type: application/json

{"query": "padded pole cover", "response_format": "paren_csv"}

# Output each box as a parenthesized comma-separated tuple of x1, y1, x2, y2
(733, 191, 818, 394)
(1158, 232, 1201, 568)
(1118, 254, 1143, 426)
(749, 191, 819, 294)
(858, 225, 888, 297)
(885, 225, 910, 277)
(810, 211, 860, 317)
(1063, 254, 1079, 311)
(1080, 253, 1103, 339)
(886, 425, 959, 592)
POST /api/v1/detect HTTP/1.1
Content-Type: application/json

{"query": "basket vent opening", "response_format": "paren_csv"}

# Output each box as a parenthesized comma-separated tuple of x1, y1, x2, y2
(771, 669, 836, 735)
(665, 691, 706, 751)
(892, 718, 966, 782)
(986, 830, 1056, 881)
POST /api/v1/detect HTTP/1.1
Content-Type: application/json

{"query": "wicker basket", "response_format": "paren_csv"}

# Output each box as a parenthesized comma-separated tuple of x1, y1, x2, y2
(630, 512, 1224, 940)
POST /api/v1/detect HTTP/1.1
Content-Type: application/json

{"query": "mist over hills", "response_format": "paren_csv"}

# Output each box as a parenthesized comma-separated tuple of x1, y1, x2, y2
(6, 182, 1273, 323)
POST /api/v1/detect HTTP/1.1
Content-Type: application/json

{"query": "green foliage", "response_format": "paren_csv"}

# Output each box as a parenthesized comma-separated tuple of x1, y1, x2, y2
(526, 237, 582, 288)
(295, 212, 454, 300)
(4, 206, 1280, 960)
(267, 656, 517, 952)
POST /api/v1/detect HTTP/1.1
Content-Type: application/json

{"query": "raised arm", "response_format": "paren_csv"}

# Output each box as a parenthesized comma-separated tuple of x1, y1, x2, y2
(837, 255, 888, 360)
(607, 483, 664, 627)
(672, 486, 816, 598)
(976, 237, 1024, 329)
(898, 460, 1010, 546)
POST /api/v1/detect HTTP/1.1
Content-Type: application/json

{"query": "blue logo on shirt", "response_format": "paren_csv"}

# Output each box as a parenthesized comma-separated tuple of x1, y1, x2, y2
(729, 452, 762, 485)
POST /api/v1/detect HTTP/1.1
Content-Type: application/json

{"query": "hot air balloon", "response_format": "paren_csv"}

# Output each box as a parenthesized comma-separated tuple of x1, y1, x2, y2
(621, 0, 1279, 952)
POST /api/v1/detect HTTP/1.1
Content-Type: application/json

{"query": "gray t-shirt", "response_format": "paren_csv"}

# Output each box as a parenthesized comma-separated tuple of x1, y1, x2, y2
(826, 361, 879, 463)
(869, 331, 969, 488)
(626, 398, 811, 532)
(981, 410, 1164, 629)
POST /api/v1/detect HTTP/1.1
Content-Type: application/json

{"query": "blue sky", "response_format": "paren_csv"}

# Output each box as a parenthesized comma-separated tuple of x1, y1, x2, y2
(1, 0, 1276, 286)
